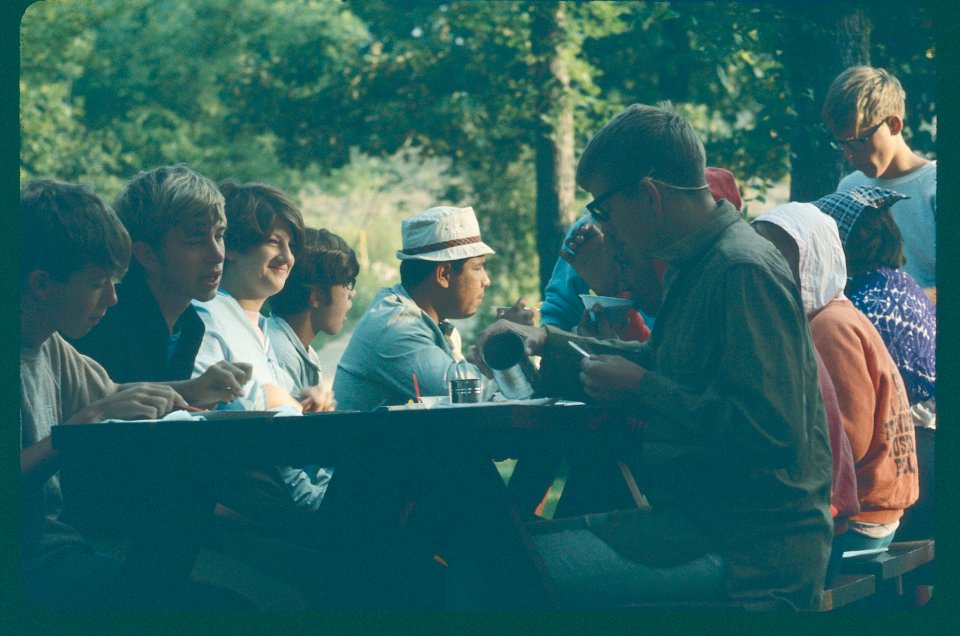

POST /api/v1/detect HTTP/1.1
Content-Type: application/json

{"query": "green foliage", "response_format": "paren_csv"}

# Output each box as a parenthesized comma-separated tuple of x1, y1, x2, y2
(21, 0, 936, 344)
(869, 1, 937, 151)
(19, 0, 125, 196)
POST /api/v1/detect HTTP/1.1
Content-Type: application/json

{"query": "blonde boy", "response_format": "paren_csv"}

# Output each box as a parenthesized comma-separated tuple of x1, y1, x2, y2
(821, 66, 936, 302)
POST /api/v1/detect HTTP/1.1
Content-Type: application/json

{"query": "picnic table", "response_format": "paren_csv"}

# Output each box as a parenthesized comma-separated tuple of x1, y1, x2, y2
(51, 401, 642, 608)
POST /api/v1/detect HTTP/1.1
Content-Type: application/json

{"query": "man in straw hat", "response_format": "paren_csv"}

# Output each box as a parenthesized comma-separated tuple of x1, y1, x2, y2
(334, 206, 496, 411)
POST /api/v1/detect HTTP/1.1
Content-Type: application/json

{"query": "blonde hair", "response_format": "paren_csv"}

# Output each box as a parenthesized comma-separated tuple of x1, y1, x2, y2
(821, 66, 906, 136)
(115, 164, 225, 248)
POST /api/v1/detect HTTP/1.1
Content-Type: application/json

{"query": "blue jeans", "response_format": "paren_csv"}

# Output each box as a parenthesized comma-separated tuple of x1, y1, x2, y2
(22, 549, 137, 609)
(529, 513, 725, 607)
(897, 425, 935, 540)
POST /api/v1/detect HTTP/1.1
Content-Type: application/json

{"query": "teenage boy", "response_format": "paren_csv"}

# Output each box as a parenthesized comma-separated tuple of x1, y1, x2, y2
(65, 166, 253, 539)
(821, 66, 936, 304)
(476, 104, 833, 610)
(540, 166, 743, 336)
(19, 178, 243, 608)
(72, 164, 251, 390)
(267, 227, 359, 411)
(333, 206, 495, 411)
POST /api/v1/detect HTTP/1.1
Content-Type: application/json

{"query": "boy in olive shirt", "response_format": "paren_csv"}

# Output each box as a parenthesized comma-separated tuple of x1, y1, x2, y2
(477, 104, 832, 610)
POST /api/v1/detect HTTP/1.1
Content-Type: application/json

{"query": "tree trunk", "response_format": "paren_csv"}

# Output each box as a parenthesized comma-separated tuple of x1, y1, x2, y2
(785, 6, 871, 202)
(530, 1, 576, 293)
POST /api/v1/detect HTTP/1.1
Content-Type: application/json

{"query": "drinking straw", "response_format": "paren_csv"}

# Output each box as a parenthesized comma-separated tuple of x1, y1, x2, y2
(568, 341, 591, 358)
(412, 372, 422, 402)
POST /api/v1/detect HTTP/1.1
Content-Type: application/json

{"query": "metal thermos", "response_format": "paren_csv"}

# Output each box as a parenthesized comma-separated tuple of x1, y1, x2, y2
(482, 331, 537, 400)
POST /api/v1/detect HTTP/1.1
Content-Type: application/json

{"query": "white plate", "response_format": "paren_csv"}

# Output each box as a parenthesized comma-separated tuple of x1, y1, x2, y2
(437, 397, 557, 408)
(382, 397, 557, 411)
(579, 294, 634, 323)
(189, 410, 278, 420)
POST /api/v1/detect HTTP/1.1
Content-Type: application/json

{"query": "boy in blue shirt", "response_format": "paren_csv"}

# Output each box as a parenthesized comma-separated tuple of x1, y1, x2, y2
(822, 66, 936, 304)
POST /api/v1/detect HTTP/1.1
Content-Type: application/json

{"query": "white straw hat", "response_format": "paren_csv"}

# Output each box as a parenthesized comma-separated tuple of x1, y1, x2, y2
(396, 206, 495, 261)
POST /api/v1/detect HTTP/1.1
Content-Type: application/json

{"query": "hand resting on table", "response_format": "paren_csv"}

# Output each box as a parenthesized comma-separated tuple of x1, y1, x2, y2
(66, 383, 183, 423)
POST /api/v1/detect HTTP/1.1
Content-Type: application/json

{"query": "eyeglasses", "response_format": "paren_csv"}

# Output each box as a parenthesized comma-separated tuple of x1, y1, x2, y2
(585, 178, 709, 223)
(830, 118, 888, 152)
(586, 184, 627, 223)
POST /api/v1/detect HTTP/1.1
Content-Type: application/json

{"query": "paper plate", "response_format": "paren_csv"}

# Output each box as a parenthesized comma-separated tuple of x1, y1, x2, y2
(841, 547, 889, 560)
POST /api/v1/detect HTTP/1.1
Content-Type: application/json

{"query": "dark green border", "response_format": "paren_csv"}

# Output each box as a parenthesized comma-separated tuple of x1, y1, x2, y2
(2, 1, 955, 634)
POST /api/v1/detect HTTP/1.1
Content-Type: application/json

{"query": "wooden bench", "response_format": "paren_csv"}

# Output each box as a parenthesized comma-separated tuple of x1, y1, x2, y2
(616, 598, 791, 612)
(620, 574, 878, 612)
(840, 540, 934, 604)
(552, 549, 933, 612)
(819, 573, 876, 611)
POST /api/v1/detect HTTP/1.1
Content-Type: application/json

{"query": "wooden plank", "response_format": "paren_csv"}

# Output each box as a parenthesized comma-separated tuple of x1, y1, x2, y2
(819, 574, 876, 611)
(842, 541, 934, 580)
(616, 598, 788, 612)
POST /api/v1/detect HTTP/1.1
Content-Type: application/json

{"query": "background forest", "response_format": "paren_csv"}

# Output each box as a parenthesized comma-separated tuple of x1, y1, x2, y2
(19, 0, 937, 357)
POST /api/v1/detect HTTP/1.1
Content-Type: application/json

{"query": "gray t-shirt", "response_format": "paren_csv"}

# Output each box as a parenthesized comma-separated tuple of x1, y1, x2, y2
(20, 333, 113, 570)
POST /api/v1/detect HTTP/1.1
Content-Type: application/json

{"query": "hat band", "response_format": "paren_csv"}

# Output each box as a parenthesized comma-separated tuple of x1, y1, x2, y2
(401, 235, 483, 256)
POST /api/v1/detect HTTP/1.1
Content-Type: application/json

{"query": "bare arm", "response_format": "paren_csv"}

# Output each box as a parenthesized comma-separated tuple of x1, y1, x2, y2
(66, 383, 182, 424)
(264, 383, 304, 411)
(496, 296, 537, 326)
(22, 383, 183, 488)
(474, 319, 548, 376)
(560, 221, 621, 296)
(21, 437, 61, 491)
(578, 354, 647, 402)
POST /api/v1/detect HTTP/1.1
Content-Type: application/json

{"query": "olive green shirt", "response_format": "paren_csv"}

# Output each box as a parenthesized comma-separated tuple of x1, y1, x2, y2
(539, 202, 833, 610)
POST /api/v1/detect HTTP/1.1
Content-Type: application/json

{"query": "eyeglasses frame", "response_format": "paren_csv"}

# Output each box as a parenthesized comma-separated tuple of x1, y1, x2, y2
(585, 177, 709, 223)
(830, 117, 890, 152)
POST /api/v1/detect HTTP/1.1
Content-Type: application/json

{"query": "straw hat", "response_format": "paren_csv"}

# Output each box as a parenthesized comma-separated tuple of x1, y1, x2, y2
(396, 206, 495, 261)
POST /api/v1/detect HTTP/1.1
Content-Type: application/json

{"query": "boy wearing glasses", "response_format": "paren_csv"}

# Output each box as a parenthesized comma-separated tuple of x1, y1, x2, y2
(267, 227, 360, 411)
(540, 166, 742, 334)
(821, 66, 936, 304)
(476, 103, 832, 610)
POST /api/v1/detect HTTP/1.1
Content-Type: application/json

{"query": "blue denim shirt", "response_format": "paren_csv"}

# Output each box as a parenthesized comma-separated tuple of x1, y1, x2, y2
(333, 284, 458, 411)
